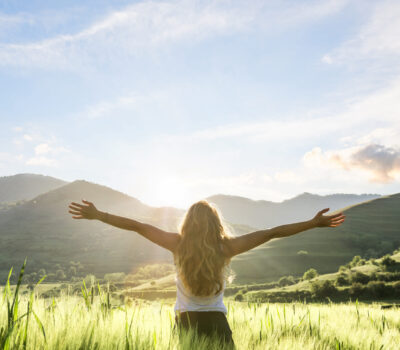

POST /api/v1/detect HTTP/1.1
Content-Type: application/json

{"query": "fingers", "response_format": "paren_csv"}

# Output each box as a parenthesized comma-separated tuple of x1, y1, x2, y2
(331, 216, 346, 224)
(71, 202, 85, 208)
(329, 218, 345, 227)
(69, 205, 83, 213)
(318, 208, 330, 216)
(72, 216, 84, 219)
(69, 210, 82, 215)
(328, 212, 344, 219)
(82, 199, 93, 206)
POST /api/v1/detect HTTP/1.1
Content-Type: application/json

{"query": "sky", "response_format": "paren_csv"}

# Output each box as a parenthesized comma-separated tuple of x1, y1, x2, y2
(1, 0, 400, 208)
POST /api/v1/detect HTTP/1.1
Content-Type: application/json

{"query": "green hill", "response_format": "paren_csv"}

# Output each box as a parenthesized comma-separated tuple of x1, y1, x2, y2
(207, 192, 381, 229)
(242, 250, 400, 303)
(0, 175, 398, 285)
(0, 179, 251, 279)
(0, 180, 184, 278)
(231, 194, 400, 283)
(0, 173, 67, 204)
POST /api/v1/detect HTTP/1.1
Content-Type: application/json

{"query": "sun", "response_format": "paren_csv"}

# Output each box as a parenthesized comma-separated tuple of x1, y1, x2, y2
(143, 176, 191, 209)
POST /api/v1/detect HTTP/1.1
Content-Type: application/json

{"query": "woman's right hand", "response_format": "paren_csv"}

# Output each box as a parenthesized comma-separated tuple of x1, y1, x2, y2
(68, 200, 99, 220)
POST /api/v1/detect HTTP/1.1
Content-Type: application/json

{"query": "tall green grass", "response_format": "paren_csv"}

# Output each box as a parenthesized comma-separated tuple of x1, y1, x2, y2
(1, 264, 400, 349)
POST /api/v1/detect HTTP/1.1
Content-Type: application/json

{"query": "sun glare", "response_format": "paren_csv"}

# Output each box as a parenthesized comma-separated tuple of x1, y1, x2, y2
(143, 177, 190, 209)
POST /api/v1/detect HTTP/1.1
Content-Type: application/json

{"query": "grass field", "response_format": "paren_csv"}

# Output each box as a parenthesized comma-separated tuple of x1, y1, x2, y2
(1, 292, 400, 349)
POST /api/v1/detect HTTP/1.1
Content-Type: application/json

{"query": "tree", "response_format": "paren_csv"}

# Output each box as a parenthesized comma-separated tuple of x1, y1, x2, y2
(349, 283, 364, 297)
(303, 268, 318, 280)
(366, 281, 389, 298)
(278, 276, 295, 287)
(234, 292, 244, 301)
(311, 280, 337, 298)
(381, 255, 396, 267)
(335, 273, 349, 286)
(68, 266, 77, 277)
(351, 272, 370, 284)
(56, 270, 66, 280)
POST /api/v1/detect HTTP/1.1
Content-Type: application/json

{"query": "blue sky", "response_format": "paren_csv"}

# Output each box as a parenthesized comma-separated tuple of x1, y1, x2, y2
(1, 0, 400, 208)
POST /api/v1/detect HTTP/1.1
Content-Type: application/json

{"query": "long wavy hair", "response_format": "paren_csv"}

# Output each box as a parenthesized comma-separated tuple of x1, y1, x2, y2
(174, 200, 233, 296)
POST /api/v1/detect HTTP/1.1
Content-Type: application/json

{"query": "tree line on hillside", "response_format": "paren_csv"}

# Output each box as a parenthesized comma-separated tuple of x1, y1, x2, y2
(234, 248, 400, 302)
(4, 261, 175, 288)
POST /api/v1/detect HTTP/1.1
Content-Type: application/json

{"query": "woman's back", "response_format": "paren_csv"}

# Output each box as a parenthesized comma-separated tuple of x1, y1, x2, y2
(174, 274, 227, 314)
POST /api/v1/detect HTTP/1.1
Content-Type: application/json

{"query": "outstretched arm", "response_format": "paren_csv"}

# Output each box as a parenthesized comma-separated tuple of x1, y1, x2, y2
(68, 200, 180, 252)
(225, 208, 345, 257)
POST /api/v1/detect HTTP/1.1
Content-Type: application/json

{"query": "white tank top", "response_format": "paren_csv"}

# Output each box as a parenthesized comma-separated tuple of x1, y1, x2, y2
(174, 275, 227, 314)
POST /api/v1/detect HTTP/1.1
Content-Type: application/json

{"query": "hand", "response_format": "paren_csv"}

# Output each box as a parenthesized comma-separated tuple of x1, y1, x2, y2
(312, 208, 346, 228)
(68, 200, 99, 220)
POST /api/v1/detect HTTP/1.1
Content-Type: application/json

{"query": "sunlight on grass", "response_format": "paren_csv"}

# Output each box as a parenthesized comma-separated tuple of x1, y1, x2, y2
(1, 293, 399, 349)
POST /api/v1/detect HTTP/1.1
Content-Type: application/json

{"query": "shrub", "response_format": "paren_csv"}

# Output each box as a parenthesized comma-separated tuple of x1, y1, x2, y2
(56, 269, 66, 280)
(335, 273, 350, 286)
(303, 268, 318, 280)
(234, 292, 244, 301)
(348, 256, 362, 268)
(104, 272, 126, 282)
(338, 265, 348, 273)
(380, 255, 396, 267)
(278, 275, 295, 287)
(393, 281, 400, 294)
(351, 272, 370, 284)
(84, 274, 96, 286)
(349, 283, 364, 297)
(366, 281, 389, 298)
(311, 280, 337, 298)
(68, 266, 77, 276)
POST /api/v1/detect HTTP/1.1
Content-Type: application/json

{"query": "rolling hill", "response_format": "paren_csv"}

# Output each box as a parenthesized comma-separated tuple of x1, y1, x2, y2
(207, 193, 381, 229)
(231, 194, 400, 283)
(0, 173, 67, 204)
(0, 175, 398, 285)
(0, 180, 186, 278)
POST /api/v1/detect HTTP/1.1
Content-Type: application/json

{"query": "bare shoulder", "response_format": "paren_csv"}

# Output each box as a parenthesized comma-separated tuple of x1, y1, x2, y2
(221, 239, 235, 259)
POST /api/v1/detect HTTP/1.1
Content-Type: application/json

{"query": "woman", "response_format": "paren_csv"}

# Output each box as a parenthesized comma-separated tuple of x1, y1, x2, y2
(68, 199, 345, 346)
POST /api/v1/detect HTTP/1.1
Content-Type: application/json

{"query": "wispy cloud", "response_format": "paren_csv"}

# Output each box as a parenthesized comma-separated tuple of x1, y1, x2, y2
(322, 0, 400, 71)
(0, 0, 349, 70)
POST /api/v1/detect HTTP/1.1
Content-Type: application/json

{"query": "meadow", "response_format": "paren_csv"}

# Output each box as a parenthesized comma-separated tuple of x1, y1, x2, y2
(2, 287, 400, 349)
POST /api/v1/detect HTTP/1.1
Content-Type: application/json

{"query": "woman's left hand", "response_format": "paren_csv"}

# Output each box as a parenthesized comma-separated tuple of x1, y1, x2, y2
(312, 208, 346, 228)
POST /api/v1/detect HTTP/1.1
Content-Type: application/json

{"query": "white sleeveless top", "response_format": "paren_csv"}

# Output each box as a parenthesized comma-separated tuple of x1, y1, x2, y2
(174, 275, 227, 314)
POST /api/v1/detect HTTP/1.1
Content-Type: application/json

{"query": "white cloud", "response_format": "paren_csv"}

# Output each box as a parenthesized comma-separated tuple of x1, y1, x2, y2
(34, 143, 51, 155)
(26, 156, 56, 167)
(0, 0, 349, 70)
(304, 144, 400, 184)
(23, 134, 33, 141)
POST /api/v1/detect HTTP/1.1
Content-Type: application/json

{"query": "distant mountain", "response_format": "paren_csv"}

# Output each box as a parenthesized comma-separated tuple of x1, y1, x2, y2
(207, 193, 381, 229)
(0, 174, 67, 203)
(0, 180, 187, 277)
(0, 176, 397, 284)
(232, 193, 400, 283)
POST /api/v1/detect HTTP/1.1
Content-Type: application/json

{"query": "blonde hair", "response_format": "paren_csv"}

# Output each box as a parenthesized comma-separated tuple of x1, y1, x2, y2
(174, 200, 232, 296)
